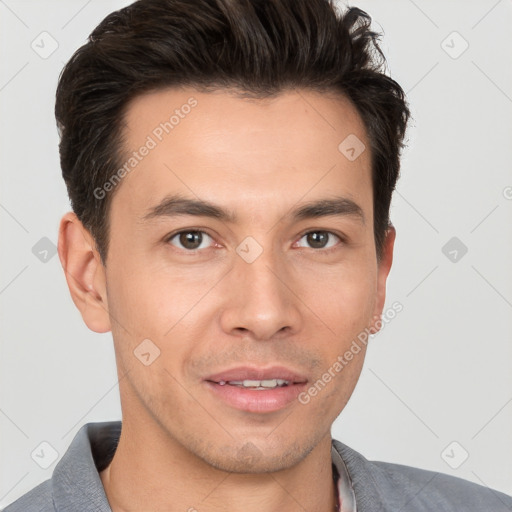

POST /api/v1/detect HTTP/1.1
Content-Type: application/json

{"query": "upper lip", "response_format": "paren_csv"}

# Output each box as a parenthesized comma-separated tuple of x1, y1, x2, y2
(205, 365, 308, 384)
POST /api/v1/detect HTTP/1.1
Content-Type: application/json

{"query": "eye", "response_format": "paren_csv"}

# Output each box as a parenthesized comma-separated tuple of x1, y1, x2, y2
(295, 230, 342, 251)
(167, 230, 215, 251)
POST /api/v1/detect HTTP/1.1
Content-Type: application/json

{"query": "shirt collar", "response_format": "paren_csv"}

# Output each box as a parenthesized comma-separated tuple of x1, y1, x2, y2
(332, 444, 358, 512)
(52, 422, 116, 511)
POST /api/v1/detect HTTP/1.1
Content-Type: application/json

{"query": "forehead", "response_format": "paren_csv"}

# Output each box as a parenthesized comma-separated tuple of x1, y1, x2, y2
(112, 87, 372, 225)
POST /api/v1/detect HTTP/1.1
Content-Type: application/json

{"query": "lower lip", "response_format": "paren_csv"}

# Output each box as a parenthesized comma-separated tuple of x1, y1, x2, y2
(204, 381, 308, 413)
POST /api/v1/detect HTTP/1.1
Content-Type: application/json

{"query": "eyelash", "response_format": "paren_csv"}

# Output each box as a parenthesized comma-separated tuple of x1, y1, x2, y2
(164, 229, 345, 254)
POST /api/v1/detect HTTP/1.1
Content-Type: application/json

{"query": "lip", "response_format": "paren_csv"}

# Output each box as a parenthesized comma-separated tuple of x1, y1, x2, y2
(205, 365, 308, 384)
(204, 365, 308, 413)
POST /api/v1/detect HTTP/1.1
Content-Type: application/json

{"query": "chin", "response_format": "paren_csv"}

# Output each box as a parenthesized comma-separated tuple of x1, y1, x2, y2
(193, 438, 317, 474)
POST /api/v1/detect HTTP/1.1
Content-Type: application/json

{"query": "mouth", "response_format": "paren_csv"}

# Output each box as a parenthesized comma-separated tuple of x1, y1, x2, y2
(204, 366, 308, 413)
(214, 378, 292, 390)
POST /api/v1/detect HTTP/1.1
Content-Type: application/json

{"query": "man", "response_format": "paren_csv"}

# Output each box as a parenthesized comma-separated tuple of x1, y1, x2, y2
(4, 0, 511, 510)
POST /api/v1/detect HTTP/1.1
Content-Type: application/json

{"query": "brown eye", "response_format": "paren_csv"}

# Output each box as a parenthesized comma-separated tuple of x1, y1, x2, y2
(297, 231, 341, 250)
(168, 230, 213, 251)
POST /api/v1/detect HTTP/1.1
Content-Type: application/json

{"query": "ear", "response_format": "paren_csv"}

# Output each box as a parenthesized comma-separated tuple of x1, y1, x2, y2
(57, 212, 111, 333)
(369, 225, 396, 334)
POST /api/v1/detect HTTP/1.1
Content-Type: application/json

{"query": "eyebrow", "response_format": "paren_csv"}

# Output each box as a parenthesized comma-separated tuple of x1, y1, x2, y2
(141, 193, 365, 225)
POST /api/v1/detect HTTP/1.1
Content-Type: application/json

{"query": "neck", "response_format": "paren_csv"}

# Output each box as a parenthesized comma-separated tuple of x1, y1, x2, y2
(100, 415, 338, 512)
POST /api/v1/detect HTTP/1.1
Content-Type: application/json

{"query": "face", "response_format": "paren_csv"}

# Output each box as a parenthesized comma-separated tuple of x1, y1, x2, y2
(66, 87, 394, 473)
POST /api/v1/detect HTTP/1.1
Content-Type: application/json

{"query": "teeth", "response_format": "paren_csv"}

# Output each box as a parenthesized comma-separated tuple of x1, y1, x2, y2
(221, 378, 289, 388)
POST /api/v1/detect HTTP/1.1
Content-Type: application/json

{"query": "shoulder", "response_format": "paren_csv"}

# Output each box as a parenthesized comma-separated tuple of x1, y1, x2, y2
(1, 480, 54, 512)
(2, 421, 119, 512)
(332, 439, 512, 512)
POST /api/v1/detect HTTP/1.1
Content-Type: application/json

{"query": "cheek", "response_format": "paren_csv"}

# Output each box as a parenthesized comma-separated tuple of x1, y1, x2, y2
(105, 253, 223, 372)
(107, 252, 199, 330)
(300, 260, 377, 338)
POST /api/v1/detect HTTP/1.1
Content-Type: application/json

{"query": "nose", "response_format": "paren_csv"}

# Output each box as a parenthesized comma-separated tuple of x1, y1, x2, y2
(219, 244, 303, 341)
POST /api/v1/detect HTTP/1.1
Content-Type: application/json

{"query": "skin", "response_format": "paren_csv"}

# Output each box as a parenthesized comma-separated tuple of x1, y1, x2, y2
(58, 87, 395, 512)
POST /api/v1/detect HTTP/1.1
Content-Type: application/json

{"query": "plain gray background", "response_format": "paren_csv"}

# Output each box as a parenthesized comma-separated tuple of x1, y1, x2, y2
(1, 0, 511, 507)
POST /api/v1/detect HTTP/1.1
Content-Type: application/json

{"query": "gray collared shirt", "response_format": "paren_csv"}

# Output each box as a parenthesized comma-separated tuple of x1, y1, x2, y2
(4, 421, 512, 511)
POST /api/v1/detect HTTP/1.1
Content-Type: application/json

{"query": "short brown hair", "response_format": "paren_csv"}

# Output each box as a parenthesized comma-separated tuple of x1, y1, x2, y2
(55, 0, 410, 264)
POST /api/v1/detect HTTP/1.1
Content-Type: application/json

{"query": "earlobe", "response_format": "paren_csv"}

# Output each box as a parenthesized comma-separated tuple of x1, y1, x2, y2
(57, 212, 111, 333)
(369, 225, 396, 335)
